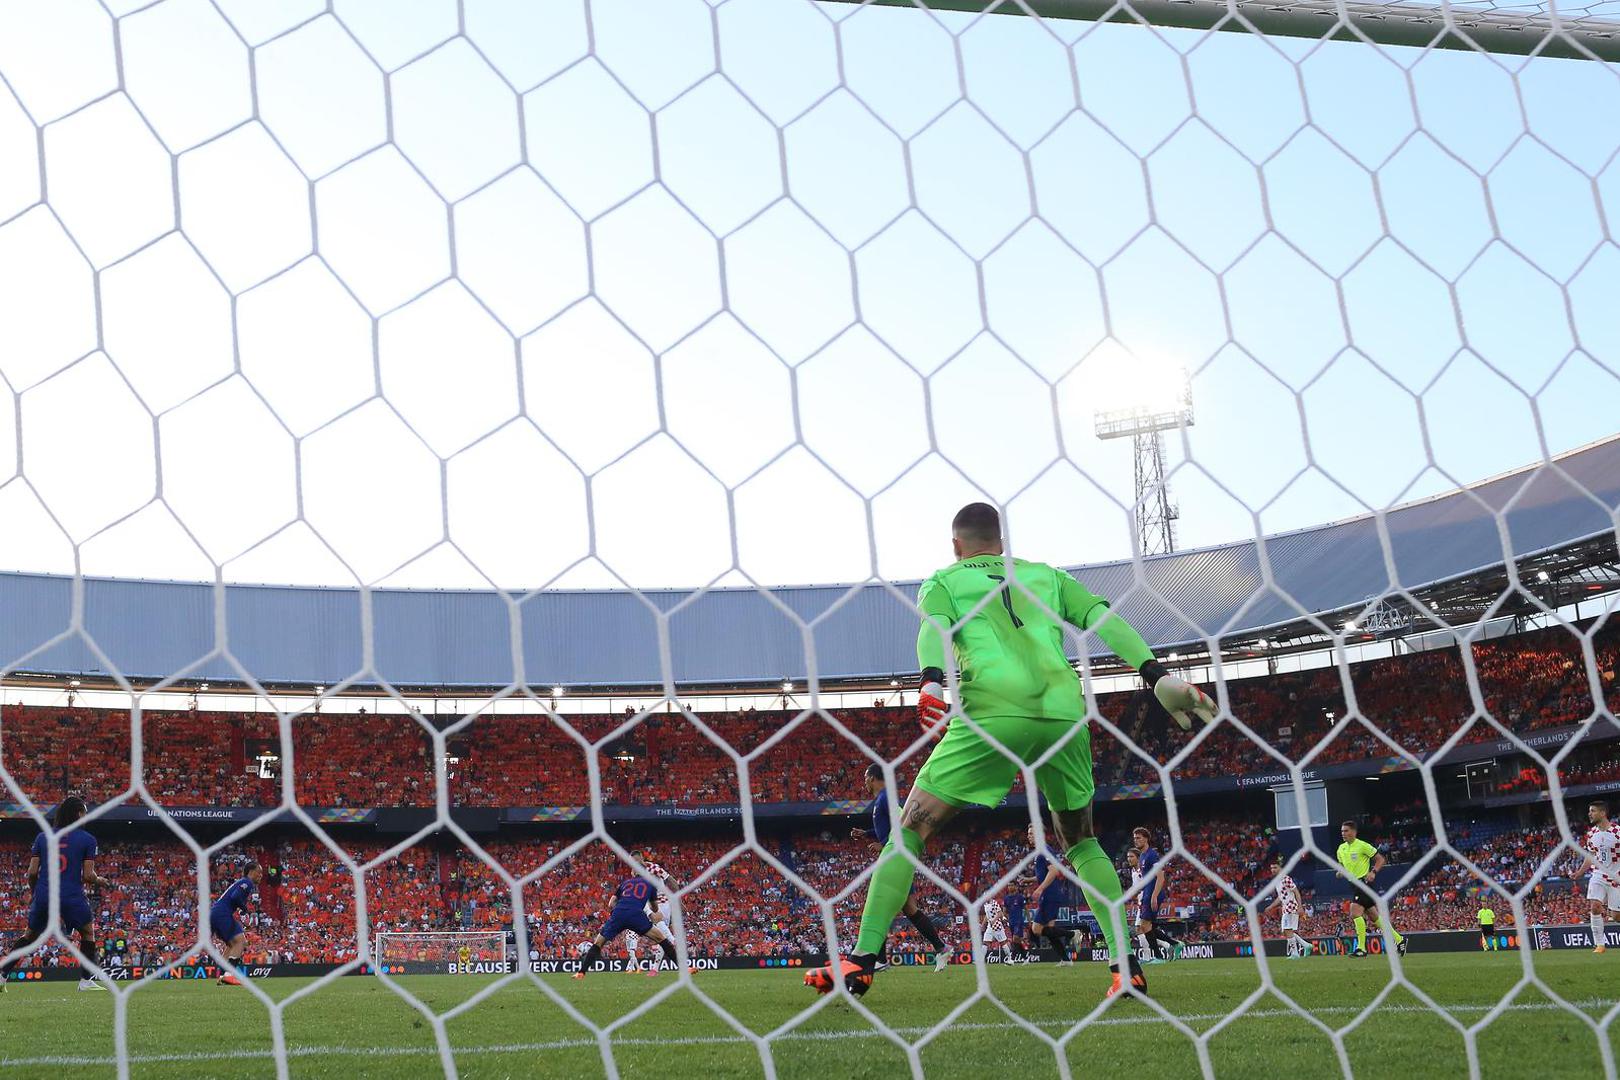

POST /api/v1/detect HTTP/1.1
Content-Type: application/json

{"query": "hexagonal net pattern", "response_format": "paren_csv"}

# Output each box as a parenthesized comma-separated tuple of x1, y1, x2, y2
(0, 1, 1617, 1078)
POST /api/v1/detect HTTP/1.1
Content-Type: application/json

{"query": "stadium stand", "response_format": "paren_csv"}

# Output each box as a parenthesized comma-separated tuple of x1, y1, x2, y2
(1, 621, 1614, 812)
(1, 619, 1613, 969)
(0, 799, 1594, 970)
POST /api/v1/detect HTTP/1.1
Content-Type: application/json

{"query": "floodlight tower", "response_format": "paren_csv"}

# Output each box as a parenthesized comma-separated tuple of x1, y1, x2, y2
(1094, 378, 1195, 557)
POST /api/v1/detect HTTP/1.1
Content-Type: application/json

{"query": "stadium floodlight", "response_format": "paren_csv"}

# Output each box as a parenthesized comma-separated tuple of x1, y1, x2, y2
(551, 685, 565, 697)
(1091, 348, 1195, 557)
(68, 679, 80, 688)
(1085, 346, 1195, 427)
(1538, 571, 1551, 583)
(781, 681, 794, 693)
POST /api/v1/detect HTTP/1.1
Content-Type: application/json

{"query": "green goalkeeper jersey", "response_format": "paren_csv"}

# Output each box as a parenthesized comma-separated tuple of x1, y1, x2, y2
(915, 556, 1150, 722)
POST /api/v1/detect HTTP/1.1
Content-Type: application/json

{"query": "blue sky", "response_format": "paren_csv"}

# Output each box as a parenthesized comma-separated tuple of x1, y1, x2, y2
(0, 0, 1614, 592)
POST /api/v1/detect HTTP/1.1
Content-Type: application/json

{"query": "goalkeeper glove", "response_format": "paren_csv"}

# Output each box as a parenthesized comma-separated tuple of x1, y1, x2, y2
(1140, 659, 1217, 731)
(918, 668, 948, 732)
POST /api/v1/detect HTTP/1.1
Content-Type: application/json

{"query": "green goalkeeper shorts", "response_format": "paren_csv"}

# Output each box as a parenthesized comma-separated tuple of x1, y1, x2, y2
(913, 715, 1094, 813)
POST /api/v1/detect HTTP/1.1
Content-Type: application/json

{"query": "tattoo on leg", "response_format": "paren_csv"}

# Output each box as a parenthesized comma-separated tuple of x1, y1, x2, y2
(903, 805, 937, 832)
(1053, 806, 1095, 850)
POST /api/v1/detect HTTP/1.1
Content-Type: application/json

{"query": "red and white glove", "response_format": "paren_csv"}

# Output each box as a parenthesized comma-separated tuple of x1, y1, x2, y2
(1141, 659, 1216, 731)
(1154, 674, 1217, 731)
(918, 678, 948, 732)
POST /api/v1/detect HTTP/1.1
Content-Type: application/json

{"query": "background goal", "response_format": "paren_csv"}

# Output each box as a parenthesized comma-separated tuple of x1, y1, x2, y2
(374, 931, 511, 972)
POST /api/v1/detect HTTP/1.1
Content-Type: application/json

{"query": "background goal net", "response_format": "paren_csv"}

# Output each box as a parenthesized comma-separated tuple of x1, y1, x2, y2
(375, 931, 511, 972)
(0, 0, 1616, 1077)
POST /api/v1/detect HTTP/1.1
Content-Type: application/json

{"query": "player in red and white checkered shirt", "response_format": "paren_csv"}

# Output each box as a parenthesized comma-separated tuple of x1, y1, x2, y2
(1580, 801, 1620, 954)
(983, 897, 1012, 963)
(1264, 860, 1314, 959)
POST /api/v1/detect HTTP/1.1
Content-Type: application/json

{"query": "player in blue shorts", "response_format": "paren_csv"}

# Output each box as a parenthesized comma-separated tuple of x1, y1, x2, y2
(1, 795, 111, 991)
(573, 871, 678, 979)
(1027, 822, 1074, 965)
(1131, 827, 1185, 963)
(851, 764, 950, 972)
(210, 863, 263, 986)
(1072, 901, 1101, 956)
(1004, 890, 1028, 958)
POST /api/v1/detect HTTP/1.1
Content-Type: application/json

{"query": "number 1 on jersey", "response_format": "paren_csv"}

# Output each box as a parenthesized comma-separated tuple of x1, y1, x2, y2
(985, 574, 1025, 628)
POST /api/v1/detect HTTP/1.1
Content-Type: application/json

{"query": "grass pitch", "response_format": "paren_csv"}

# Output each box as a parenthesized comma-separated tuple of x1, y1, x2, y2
(0, 952, 1614, 1079)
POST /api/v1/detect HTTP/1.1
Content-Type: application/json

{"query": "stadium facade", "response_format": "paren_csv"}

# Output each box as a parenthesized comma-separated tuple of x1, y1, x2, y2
(1, 435, 1616, 694)
(1, 441, 1616, 978)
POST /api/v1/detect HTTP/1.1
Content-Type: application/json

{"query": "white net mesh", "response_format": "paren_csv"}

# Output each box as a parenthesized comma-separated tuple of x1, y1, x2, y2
(0, 0, 1617, 1077)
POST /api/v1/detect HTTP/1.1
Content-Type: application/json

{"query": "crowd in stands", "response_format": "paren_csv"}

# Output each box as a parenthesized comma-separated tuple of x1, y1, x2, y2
(0, 620, 1615, 968)
(3, 799, 1604, 970)
(1349, 800, 1597, 905)
(1, 623, 1613, 815)
(1108, 622, 1620, 787)
(1498, 738, 1620, 794)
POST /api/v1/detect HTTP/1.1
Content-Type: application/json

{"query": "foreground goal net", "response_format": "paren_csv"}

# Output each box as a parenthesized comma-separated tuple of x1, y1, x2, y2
(0, 0, 1617, 1077)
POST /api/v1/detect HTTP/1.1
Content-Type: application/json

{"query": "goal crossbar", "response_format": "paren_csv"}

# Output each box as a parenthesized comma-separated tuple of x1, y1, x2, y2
(826, 0, 1620, 62)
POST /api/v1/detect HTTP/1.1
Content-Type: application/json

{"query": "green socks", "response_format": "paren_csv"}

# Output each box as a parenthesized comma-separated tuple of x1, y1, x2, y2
(1352, 915, 1402, 951)
(851, 830, 1143, 968)
(1065, 838, 1126, 965)
(855, 827, 924, 956)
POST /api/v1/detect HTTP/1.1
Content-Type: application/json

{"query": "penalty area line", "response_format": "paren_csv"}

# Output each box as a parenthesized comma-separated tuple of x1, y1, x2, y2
(0, 999, 1611, 1067)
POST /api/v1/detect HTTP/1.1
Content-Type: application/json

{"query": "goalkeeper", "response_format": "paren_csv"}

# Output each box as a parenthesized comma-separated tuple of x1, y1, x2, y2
(806, 502, 1215, 1001)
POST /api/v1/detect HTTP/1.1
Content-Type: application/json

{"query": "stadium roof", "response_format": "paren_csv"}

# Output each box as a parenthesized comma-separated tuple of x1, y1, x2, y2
(2, 437, 1617, 693)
